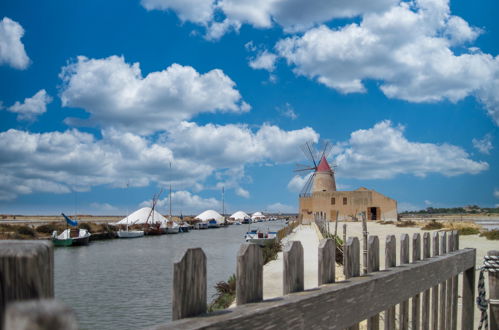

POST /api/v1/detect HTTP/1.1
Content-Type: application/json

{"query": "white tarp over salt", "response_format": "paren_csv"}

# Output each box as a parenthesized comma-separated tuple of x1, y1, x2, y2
(117, 207, 169, 225)
(229, 211, 250, 220)
(251, 211, 265, 220)
(195, 209, 224, 223)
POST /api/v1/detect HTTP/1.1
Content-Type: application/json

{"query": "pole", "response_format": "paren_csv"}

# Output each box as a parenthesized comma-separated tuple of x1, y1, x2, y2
(169, 162, 172, 222)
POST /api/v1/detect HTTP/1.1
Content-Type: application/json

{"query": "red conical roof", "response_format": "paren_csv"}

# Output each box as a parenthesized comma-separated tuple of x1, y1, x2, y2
(316, 155, 332, 172)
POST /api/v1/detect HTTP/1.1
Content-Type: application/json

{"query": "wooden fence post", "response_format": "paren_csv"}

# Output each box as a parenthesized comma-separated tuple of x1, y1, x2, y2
(461, 248, 475, 330)
(236, 243, 263, 305)
(345, 237, 360, 330)
(422, 232, 431, 329)
(318, 238, 335, 286)
(343, 224, 347, 275)
(283, 241, 304, 295)
(0, 241, 54, 329)
(451, 230, 459, 330)
(411, 233, 421, 330)
(384, 235, 396, 330)
(446, 231, 454, 329)
(399, 234, 409, 330)
(431, 231, 440, 330)
(3, 299, 77, 330)
(489, 250, 499, 329)
(172, 248, 207, 320)
(367, 236, 380, 330)
(439, 231, 447, 330)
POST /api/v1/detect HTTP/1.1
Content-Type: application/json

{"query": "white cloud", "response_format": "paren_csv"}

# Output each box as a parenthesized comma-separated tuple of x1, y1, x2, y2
(59, 55, 250, 134)
(494, 189, 499, 199)
(333, 120, 488, 179)
(276, 102, 298, 119)
(151, 190, 221, 214)
(0, 17, 30, 69)
(142, 0, 397, 38)
(0, 121, 319, 201)
(249, 50, 278, 71)
(0, 128, 212, 200)
(275, 2, 499, 125)
(6, 89, 52, 121)
(287, 173, 312, 192)
(266, 202, 296, 213)
(165, 121, 319, 167)
(472, 134, 493, 155)
(235, 187, 250, 198)
(89, 202, 118, 212)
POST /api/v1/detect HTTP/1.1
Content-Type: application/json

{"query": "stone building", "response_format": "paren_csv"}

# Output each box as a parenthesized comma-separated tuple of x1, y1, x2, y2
(299, 156, 397, 224)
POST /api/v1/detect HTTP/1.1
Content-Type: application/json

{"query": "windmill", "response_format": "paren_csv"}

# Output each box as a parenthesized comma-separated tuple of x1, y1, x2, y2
(295, 141, 336, 195)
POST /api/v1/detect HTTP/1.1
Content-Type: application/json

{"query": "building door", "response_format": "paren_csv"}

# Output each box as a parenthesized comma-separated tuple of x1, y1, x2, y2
(369, 207, 378, 220)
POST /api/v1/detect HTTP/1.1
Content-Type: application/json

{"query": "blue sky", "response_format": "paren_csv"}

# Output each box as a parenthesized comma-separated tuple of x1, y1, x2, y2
(0, 0, 498, 215)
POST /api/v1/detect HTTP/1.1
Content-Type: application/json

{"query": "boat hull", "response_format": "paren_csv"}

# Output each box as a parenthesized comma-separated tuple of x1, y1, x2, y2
(53, 238, 73, 247)
(117, 230, 144, 238)
(72, 234, 90, 246)
(166, 227, 180, 234)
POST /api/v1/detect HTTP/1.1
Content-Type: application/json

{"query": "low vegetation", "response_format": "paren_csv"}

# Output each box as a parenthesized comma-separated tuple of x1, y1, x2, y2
(422, 220, 444, 230)
(443, 221, 481, 235)
(400, 205, 499, 214)
(480, 230, 499, 240)
(262, 240, 282, 264)
(208, 274, 236, 311)
(395, 220, 417, 227)
(377, 220, 394, 225)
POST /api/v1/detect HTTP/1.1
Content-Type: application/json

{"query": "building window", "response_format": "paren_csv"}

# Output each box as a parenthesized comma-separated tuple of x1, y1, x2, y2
(343, 197, 347, 205)
(331, 197, 335, 205)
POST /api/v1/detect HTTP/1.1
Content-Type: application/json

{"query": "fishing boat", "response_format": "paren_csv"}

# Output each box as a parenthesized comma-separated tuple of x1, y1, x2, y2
(117, 228, 144, 238)
(165, 220, 180, 234)
(208, 219, 220, 228)
(179, 223, 191, 232)
(244, 228, 277, 246)
(193, 221, 208, 229)
(52, 213, 91, 247)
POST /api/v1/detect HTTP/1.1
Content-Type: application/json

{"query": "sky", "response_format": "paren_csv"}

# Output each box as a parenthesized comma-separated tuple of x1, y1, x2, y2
(0, 0, 498, 216)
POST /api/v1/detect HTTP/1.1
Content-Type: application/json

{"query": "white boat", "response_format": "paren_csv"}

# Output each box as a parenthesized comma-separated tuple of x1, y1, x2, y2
(164, 221, 180, 234)
(244, 228, 277, 246)
(52, 228, 91, 246)
(117, 230, 144, 238)
(194, 222, 208, 229)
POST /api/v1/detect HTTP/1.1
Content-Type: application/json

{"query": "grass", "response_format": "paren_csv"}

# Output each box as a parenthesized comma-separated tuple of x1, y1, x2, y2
(396, 220, 417, 227)
(208, 274, 236, 311)
(377, 221, 394, 225)
(480, 230, 499, 240)
(443, 221, 481, 235)
(422, 220, 444, 230)
(262, 240, 282, 265)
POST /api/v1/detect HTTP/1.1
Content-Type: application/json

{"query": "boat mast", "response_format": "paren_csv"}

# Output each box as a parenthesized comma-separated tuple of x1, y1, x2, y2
(169, 162, 172, 222)
(222, 186, 225, 217)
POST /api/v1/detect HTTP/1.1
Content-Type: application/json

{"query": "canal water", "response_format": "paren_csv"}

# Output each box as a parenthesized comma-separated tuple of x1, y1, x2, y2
(54, 221, 286, 330)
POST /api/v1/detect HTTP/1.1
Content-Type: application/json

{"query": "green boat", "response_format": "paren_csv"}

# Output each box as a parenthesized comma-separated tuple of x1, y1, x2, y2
(53, 236, 73, 246)
(52, 213, 91, 247)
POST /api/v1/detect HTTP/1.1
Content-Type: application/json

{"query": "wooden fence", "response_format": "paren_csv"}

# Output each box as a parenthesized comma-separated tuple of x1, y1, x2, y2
(0, 231, 494, 330)
(156, 230, 478, 329)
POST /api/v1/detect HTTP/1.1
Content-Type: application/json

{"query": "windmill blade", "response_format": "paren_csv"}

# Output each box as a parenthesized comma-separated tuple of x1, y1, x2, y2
(294, 163, 316, 172)
(319, 141, 333, 160)
(300, 173, 315, 196)
(304, 142, 318, 167)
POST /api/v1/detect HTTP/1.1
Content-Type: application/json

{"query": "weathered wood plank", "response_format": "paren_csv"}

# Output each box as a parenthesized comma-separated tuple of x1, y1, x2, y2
(345, 237, 360, 330)
(345, 237, 360, 279)
(318, 238, 335, 286)
(399, 234, 409, 330)
(236, 243, 263, 305)
(422, 232, 431, 330)
(0, 241, 54, 329)
(489, 250, 499, 329)
(431, 232, 439, 330)
(411, 233, 421, 330)
(3, 299, 77, 330)
(367, 236, 380, 330)
(343, 224, 347, 275)
(283, 241, 304, 295)
(446, 231, 454, 329)
(151, 249, 476, 330)
(461, 257, 475, 330)
(384, 235, 396, 330)
(451, 230, 459, 330)
(439, 231, 447, 330)
(172, 248, 207, 320)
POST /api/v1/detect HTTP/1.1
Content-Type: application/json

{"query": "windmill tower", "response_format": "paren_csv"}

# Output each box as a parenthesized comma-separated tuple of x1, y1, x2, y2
(295, 142, 336, 195)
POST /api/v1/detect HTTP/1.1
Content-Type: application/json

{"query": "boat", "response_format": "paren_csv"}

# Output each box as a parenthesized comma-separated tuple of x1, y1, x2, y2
(52, 213, 91, 246)
(52, 228, 91, 246)
(208, 219, 220, 228)
(179, 223, 191, 232)
(165, 220, 180, 234)
(143, 190, 167, 235)
(117, 229, 144, 238)
(244, 228, 277, 246)
(194, 221, 208, 229)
